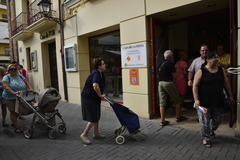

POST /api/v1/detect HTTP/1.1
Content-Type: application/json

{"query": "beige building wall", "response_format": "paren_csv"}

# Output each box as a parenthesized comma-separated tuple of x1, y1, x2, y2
(17, 26, 63, 95)
(66, 0, 205, 117)
(145, 0, 201, 15)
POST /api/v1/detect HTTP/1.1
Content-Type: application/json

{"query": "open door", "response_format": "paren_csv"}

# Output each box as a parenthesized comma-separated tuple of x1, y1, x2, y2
(150, 17, 169, 118)
(229, 0, 238, 127)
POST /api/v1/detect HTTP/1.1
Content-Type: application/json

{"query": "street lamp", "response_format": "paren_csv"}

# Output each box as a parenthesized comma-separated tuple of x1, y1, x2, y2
(37, 0, 62, 25)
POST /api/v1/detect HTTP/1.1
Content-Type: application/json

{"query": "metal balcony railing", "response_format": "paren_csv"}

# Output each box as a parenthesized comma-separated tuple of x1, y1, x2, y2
(28, 0, 58, 26)
(11, 12, 28, 36)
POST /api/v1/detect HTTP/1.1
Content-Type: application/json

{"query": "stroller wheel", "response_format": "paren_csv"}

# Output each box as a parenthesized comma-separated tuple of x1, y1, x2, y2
(58, 124, 66, 134)
(23, 126, 33, 139)
(116, 135, 125, 145)
(48, 129, 57, 139)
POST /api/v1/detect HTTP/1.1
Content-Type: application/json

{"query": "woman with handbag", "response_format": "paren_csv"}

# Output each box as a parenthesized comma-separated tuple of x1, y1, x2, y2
(2, 64, 33, 133)
(192, 52, 234, 148)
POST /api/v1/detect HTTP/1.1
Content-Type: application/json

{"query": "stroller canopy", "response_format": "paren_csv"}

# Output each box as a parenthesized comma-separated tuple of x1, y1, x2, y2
(37, 88, 61, 108)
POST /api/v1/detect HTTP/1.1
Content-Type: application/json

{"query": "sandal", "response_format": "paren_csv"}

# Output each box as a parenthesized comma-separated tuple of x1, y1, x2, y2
(176, 116, 187, 122)
(15, 128, 23, 133)
(160, 121, 169, 126)
(203, 140, 211, 148)
(2, 121, 9, 127)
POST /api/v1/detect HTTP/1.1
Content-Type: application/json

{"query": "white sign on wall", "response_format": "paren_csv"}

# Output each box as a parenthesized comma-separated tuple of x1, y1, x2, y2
(121, 42, 147, 68)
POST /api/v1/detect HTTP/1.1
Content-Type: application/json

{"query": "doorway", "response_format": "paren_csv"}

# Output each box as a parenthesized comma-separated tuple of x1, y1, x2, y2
(149, 2, 235, 131)
(48, 42, 59, 91)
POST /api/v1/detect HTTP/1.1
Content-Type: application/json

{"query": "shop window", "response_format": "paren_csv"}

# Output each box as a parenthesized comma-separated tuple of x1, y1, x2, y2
(1, 0, 6, 5)
(89, 31, 122, 101)
(4, 47, 10, 56)
(64, 44, 77, 71)
(2, 14, 7, 20)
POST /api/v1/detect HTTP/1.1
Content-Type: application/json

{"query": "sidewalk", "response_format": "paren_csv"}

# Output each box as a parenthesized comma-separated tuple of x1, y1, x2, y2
(0, 101, 240, 160)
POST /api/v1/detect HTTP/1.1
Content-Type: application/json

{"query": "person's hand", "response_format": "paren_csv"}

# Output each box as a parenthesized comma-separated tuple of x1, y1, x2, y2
(201, 106, 208, 113)
(29, 88, 33, 92)
(188, 80, 193, 86)
(101, 93, 106, 99)
(14, 91, 21, 95)
(194, 100, 200, 109)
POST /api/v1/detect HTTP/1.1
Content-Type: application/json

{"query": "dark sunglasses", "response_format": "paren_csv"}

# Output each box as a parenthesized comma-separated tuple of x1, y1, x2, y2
(9, 68, 17, 71)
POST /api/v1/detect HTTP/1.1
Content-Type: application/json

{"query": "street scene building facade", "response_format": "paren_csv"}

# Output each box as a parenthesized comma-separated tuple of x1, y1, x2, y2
(7, 0, 240, 137)
(0, 0, 10, 66)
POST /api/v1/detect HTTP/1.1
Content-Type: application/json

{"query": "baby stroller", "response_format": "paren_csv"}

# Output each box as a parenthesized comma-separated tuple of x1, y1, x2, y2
(104, 97, 145, 144)
(16, 88, 66, 139)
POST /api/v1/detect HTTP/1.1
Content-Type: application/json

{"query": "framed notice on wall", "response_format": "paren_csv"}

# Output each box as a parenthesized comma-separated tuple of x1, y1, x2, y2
(121, 42, 147, 68)
(30, 51, 38, 71)
(64, 44, 77, 71)
(130, 69, 139, 85)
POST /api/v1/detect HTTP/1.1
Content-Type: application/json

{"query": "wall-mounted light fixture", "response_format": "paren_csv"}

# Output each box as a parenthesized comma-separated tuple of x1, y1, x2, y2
(37, 0, 62, 25)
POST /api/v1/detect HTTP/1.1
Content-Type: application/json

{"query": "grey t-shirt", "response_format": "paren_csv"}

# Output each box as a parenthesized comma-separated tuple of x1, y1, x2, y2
(188, 57, 205, 74)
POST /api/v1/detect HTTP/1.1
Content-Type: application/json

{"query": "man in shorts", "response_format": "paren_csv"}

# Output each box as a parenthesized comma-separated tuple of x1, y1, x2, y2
(158, 50, 187, 126)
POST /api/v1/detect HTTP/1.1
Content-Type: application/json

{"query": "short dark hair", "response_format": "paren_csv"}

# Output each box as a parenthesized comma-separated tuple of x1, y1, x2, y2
(201, 51, 218, 68)
(93, 58, 104, 70)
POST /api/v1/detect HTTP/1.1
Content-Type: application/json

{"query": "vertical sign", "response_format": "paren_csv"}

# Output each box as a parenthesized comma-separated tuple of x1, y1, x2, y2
(130, 69, 139, 85)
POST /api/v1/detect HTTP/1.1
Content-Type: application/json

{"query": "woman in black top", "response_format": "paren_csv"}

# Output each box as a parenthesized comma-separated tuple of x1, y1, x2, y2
(193, 52, 234, 148)
(80, 58, 106, 145)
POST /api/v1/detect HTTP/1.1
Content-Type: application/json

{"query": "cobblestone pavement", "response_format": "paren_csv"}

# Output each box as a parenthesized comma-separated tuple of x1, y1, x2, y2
(0, 101, 240, 160)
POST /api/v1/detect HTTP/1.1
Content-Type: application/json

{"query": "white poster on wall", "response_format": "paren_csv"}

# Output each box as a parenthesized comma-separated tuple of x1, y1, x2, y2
(121, 42, 147, 68)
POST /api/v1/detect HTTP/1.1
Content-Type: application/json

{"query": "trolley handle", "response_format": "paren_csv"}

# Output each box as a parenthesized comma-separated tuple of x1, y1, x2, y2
(104, 97, 113, 105)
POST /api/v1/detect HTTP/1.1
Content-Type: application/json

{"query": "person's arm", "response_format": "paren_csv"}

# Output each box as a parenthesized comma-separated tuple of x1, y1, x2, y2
(223, 74, 234, 104)
(172, 72, 178, 79)
(23, 79, 33, 91)
(192, 69, 207, 112)
(93, 83, 105, 99)
(172, 63, 179, 79)
(2, 81, 19, 95)
(192, 70, 201, 107)
(188, 71, 194, 86)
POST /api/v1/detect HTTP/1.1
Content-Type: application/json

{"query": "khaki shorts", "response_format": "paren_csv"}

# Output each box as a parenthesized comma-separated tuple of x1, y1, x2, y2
(158, 81, 180, 107)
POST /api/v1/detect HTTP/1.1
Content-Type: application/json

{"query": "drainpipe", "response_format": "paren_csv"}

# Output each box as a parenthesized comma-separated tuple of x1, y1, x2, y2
(59, 0, 68, 101)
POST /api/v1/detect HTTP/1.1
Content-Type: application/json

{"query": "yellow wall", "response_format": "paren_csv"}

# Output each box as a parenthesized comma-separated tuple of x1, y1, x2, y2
(0, 8, 7, 19)
(0, 44, 9, 55)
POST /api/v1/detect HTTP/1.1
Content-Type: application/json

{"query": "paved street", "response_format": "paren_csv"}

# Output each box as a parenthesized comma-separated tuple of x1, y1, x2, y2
(0, 101, 240, 160)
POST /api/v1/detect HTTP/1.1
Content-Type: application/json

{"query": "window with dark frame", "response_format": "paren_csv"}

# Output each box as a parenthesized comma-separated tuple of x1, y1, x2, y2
(4, 47, 10, 56)
(2, 14, 7, 19)
(1, 0, 7, 5)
